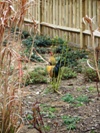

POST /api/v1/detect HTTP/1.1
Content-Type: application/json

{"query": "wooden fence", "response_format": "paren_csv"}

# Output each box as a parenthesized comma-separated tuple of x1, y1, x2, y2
(25, 0, 100, 49)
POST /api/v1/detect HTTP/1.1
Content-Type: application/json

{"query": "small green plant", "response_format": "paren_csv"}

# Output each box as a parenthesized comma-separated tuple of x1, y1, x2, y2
(88, 86, 96, 92)
(77, 87, 83, 91)
(44, 125, 51, 132)
(62, 94, 89, 106)
(61, 115, 80, 130)
(61, 93, 75, 103)
(25, 67, 47, 85)
(76, 95, 89, 103)
(26, 114, 33, 120)
(40, 104, 56, 118)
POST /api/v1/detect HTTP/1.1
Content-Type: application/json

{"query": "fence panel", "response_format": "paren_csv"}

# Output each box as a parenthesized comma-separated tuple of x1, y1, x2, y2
(24, 0, 100, 49)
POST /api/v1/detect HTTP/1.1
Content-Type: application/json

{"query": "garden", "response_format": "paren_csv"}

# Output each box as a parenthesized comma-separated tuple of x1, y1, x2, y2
(0, 1, 100, 133)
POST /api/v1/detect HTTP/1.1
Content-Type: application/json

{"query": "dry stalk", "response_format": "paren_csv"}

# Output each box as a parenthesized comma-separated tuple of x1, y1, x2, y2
(0, 0, 37, 132)
(83, 15, 100, 96)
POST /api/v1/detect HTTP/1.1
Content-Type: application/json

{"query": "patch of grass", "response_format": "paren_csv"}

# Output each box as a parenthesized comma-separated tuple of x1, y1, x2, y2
(25, 67, 47, 85)
(61, 115, 80, 130)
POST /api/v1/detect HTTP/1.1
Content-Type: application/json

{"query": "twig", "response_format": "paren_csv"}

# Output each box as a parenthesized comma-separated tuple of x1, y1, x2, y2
(87, 59, 96, 70)
(33, 47, 49, 64)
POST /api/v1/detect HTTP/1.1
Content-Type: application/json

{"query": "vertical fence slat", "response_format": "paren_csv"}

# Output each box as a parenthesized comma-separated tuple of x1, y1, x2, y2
(80, 0, 83, 48)
(97, 0, 100, 29)
(66, 0, 68, 27)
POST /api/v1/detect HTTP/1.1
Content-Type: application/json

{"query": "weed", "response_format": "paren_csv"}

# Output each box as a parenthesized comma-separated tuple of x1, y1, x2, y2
(61, 115, 80, 130)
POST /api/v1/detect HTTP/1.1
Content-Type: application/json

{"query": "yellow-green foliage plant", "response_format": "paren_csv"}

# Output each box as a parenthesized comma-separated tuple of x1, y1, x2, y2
(0, 0, 37, 133)
(83, 15, 100, 96)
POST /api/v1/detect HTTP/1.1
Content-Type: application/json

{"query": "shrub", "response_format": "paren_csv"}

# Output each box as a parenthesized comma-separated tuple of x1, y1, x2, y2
(21, 30, 30, 39)
(25, 67, 47, 85)
(34, 35, 52, 47)
(61, 67, 77, 79)
(52, 36, 66, 45)
(83, 68, 98, 82)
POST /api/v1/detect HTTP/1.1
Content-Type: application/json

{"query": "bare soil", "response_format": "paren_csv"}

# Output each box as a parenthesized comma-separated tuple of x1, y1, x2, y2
(19, 62, 100, 133)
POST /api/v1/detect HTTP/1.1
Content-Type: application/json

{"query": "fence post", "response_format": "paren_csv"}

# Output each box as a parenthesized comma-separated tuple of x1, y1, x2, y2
(38, 0, 40, 33)
(80, 0, 84, 48)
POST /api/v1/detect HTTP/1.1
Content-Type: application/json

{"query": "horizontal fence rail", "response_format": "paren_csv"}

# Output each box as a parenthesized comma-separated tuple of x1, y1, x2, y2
(24, 0, 100, 49)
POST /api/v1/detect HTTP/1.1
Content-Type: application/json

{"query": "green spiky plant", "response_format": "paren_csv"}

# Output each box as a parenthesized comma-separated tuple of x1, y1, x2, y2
(0, 0, 37, 132)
